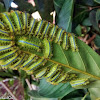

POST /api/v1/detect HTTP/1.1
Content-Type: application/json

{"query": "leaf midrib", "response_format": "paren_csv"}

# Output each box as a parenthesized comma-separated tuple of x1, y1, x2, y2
(22, 50, 100, 80)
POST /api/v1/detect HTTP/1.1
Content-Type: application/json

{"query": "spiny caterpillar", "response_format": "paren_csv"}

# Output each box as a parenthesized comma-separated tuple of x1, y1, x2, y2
(0, 10, 87, 86)
(70, 78, 89, 87)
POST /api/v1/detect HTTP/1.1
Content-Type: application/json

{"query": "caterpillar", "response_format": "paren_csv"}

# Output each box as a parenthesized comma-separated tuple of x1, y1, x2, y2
(0, 12, 15, 32)
(0, 20, 6, 29)
(70, 78, 89, 87)
(0, 10, 87, 86)
(10, 11, 23, 31)
(68, 33, 78, 51)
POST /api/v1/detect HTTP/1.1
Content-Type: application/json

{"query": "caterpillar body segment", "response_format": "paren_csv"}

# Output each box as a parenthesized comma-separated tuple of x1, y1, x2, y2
(70, 78, 89, 87)
(49, 25, 58, 40)
(0, 29, 9, 36)
(68, 33, 78, 51)
(62, 73, 77, 83)
(50, 72, 67, 85)
(26, 58, 46, 74)
(22, 12, 30, 29)
(0, 36, 12, 45)
(0, 45, 13, 52)
(35, 20, 44, 37)
(10, 10, 23, 31)
(0, 12, 15, 32)
(35, 67, 47, 78)
(21, 54, 37, 69)
(47, 71, 61, 82)
(0, 20, 5, 29)
(55, 29, 64, 44)
(28, 18, 37, 34)
(41, 21, 50, 39)
(17, 36, 41, 52)
(45, 64, 59, 78)
(10, 53, 26, 69)
(43, 38, 52, 58)
(0, 53, 19, 68)
(0, 49, 18, 60)
(62, 33, 69, 50)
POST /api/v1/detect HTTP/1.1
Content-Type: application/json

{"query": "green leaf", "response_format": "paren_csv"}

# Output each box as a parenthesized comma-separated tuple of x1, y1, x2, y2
(94, 34, 100, 48)
(75, 24, 82, 36)
(0, 2, 6, 12)
(61, 89, 89, 100)
(3, 0, 13, 11)
(82, 18, 92, 26)
(53, 0, 65, 15)
(51, 38, 100, 79)
(94, 0, 100, 3)
(28, 78, 75, 98)
(73, 4, 88, 27)
(89, 10, 100, 32)
(55, 0, 74, 32)
(88, 88, 100, 100)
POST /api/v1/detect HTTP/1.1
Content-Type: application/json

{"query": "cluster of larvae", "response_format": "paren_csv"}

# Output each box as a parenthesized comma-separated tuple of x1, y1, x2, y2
(0, 10, 89, 86)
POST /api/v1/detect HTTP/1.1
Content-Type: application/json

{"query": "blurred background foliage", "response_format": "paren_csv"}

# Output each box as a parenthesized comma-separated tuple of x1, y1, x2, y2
(0, 0, 100, 100)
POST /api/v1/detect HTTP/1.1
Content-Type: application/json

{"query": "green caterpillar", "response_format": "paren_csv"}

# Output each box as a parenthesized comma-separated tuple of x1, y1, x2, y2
(70, 78, 89, 87)
(0, 10, 88, 86)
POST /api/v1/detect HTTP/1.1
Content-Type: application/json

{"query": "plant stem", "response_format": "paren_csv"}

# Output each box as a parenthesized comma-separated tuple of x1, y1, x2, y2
(0, 81, 18, 100)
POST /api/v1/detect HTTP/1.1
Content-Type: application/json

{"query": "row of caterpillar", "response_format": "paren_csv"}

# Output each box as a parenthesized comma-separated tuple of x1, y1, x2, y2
(0, 10, 78, 51)
(0, 10, 89, 86)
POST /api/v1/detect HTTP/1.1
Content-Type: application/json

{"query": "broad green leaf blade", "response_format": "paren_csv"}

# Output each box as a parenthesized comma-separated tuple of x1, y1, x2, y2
(50, 39, 100, 81)
(94, 0, 100, 3)
(53, 0, 65, 15)
(56, 0, 74, 32)
(3, 0, 13, 11)
(28, 78, 75, 98)
(88, 88, 100, 100)
(61, 89, 91, 100)
(94, 34, 100, 48)
(82, 18, 92, 26)
(75, 24, 82, 36)
(89, 10, 100, 32)
(73, 4, 88, 27)
(38, 78, 75, 98)
(28, 90, 59, 100)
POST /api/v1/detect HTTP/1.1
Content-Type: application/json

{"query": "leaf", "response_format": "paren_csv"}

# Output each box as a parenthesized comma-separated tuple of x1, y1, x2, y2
(73, 4, 88, 27)
(82, 18, 92, 26)
(3, 0, 13, 11)
(53, 0, 65, 15)
(94, 34, 100, 48)
(76, 0, 94, 6)
(55, 0, 74, 32)
(28, 78, 75, 98)
(94, 0, 100, 3)
(0, 2, 6, 12)
(88, 88, 100, 100)
(89, 10, 100, 32)
(61, 89, 89, 100)
(75, 24, 82, 36)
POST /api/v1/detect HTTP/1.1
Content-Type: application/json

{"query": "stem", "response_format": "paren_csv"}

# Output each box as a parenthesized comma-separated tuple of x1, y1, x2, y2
(0, 81, 18, 100)
(25, 79, 33, 90)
